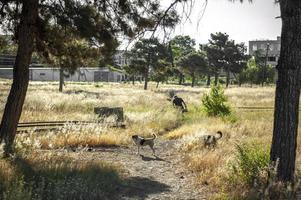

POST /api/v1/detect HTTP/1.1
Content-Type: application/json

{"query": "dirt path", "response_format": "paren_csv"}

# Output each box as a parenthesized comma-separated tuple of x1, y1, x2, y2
(69, 138, 208, 200)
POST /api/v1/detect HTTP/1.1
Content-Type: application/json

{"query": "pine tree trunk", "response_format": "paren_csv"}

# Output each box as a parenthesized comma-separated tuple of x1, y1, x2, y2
(144, 67, 149, 90)
(191, 74, 195, 87)
(270, 1, 301, 182)
(226, 69, 230, 88)
(214, 73, 219, 86)
(156, 81, 159, 88)
(0, 0, 38, 156)
(206, 74, 211, 86)
(261, 67, 265, 87)
(132, 75, 135, 85)
(178, 73, 183, 85)
(59, 68, 64, 92)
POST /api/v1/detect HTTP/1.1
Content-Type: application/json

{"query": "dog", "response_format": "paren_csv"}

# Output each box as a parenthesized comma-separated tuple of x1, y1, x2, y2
(132, 134, 157, 155)
(200, 131, 223, 149)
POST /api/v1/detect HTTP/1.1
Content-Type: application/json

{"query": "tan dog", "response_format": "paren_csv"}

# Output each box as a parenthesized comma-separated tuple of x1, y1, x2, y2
(132, 134, 157, 155)
(201, 131, 223, 149)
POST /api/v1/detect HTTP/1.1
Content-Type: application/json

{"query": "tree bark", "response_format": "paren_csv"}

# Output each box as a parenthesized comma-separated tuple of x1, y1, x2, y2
(261, 67, 265, 87)
(0, 0, 38, 156)
(144, 67, 149, 90)
(132, 75, 135, 85)
(226, 69, 230, 88)
(270, 1, 301, 182)
(191, 74, 195, 87)
(178, 73, 183, 85)
(206, 74, 211, 86)
(214, 73, 219, 86)
(59, 68, 64, 92)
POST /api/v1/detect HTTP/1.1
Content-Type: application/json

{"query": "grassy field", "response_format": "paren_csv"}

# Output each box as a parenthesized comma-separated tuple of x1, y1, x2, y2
(0, 79, 300, 199)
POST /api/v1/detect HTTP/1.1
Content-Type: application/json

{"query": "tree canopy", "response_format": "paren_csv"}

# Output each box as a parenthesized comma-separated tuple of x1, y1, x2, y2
(0, 0, 183, 155)
(177, 51, 208, 87)
(128, 37, 170, 89)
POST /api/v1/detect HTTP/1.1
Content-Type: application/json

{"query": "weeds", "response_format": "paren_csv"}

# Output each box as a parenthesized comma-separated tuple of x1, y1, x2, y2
(228, 142, 270, 187)
(223, 142, 270, 199)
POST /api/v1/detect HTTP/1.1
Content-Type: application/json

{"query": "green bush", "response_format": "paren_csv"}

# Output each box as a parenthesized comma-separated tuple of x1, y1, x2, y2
(201, 85, 231, 117)
(229, 143, 270, 187)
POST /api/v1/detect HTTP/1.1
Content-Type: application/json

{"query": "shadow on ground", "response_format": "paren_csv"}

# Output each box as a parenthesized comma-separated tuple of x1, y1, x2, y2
(0, 154, 170, 200)
(118, 176, 170, 200)
(140, 154, 167, 162)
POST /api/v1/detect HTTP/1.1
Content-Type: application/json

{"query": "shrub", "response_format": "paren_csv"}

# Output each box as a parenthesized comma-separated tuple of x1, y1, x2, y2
(228, 143, 270, 187)
(201, 85, 231, 117)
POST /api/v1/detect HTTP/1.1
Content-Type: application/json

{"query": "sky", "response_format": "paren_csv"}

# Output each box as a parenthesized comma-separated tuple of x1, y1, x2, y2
(169, 0, 281, 47)
(0, 0, 281, 50)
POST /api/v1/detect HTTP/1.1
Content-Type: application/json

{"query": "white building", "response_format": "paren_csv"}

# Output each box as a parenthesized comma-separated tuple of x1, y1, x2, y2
(0, 67, 126, 82)
(0, 52, 128, 82)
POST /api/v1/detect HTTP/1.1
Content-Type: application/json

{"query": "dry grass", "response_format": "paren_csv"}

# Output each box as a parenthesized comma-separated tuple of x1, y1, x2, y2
(1, 80, 301, 199)
(0, 150, 124, 200)
(1, 81, 182, 149)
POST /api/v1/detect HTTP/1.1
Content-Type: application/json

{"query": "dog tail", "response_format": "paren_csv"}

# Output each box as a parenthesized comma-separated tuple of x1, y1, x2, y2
(152, 134, 157, 139)
(216, 131, 223, 139)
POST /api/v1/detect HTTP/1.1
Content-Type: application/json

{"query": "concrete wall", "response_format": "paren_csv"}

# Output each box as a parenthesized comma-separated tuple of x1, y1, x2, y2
(0, 68, 13, 79)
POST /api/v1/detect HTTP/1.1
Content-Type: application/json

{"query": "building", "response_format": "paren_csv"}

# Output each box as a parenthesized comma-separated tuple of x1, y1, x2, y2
(249, 36, 281, 67)
(0, 54, 41, 68)
(0, 54, 15, 67)
(113, 50, 128, 67)
(0, 52, 127, 82)
(0, 67, 126, 82)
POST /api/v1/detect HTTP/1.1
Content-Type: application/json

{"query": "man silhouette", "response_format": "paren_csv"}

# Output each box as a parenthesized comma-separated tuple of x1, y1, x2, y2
(172, 95, 188, 113)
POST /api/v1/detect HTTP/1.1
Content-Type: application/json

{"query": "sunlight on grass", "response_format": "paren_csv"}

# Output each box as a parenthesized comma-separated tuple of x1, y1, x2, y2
(1, 81, 301, 199)
(0, 151, 124, 199)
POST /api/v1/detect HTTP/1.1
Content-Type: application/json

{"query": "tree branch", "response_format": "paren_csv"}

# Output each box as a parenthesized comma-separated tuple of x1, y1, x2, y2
(150, 0, 181, 38)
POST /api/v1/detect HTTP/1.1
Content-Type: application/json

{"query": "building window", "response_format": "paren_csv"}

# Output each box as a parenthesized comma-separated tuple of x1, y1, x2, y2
(40, 73, 45, 76)
(260, 44, 266, 49)
(252, 44, 257, 51)
(268, 57, 276, 62)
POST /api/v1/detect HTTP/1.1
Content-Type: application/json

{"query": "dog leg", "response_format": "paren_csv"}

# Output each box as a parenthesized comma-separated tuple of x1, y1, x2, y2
(150, 144, 155, 156)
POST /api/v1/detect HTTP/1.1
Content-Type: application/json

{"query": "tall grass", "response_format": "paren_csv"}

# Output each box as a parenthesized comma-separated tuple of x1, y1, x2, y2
(1, 80, 301, 199)
(0, 151, 123, 200)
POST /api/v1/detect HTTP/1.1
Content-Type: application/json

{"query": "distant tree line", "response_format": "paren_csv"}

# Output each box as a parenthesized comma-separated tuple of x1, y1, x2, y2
(122, 32, 276, 89)
(1, 31, 275, 90)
